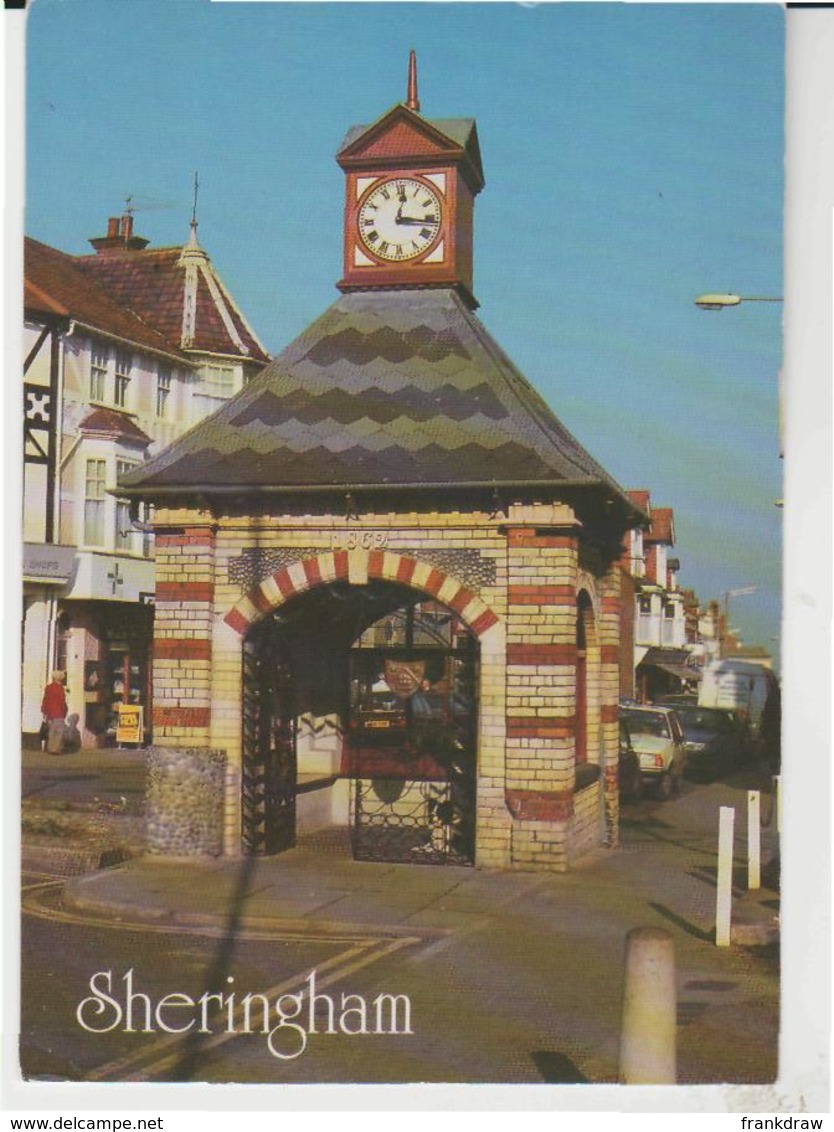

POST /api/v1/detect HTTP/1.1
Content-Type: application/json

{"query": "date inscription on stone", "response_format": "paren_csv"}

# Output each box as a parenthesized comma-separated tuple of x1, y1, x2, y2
(330, 531, 389, 551)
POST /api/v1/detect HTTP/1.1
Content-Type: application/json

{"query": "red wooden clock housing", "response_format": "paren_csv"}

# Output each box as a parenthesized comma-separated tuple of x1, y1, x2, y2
(336, 100, 485, 309)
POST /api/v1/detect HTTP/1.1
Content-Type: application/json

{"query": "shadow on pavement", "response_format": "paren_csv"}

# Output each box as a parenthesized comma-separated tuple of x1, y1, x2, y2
(23, 774, 98, 799)
(160, 852, 259, 1082)
(648, 901, 713, 942)
(530, 1050, 589, 1083)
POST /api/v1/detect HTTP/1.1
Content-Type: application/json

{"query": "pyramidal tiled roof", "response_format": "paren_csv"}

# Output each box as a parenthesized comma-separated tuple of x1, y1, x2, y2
(119, 288, 633, 516)
(73, 228, 271, 365)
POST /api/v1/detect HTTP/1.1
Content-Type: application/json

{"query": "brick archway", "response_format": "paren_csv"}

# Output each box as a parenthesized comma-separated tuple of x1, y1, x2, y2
(223, 548, 500, 640)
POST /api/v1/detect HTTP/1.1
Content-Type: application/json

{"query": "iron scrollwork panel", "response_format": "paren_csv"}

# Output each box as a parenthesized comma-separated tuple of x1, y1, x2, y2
(242, 633, 297, 856)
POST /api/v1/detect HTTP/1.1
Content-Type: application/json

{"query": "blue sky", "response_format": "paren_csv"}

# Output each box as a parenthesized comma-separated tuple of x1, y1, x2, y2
(23, 0, 785, 660)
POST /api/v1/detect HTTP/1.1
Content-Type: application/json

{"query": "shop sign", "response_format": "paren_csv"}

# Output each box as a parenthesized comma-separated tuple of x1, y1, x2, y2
(23, 543, 76, 584)
(116, 704, 143, 745)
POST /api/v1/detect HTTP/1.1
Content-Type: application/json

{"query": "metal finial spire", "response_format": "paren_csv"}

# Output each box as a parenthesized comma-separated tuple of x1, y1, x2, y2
(191, 172, 200, 227)
(406, 50, 420, 111)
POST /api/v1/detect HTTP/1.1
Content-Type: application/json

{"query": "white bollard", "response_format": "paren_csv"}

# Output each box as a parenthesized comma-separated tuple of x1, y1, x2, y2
(773, 774, 781, 835)
(716, 806, 735, 946)
(619, 926, 677, 1084)
(748, 790, 761, 890)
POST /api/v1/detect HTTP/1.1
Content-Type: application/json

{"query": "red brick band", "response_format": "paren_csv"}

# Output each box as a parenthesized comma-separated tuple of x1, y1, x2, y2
(506, 643, 577, 666)
(505, 788, 573, 822)
(507, 715, 576, 739)
(601, 645, 620, 665)
(508, 530, 578, 549)
(154, 638, 212, 660)
(153, 706, 211, 728)
(156, 581, 214, 603)
(601, 704, 620, 724)
(156, 532, 216, 548)
(508, 585, 576, 605)
(601, 596, 622, 614)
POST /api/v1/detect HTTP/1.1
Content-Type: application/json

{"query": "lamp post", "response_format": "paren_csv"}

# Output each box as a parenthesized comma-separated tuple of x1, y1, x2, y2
(721, 586, 757, 657)
(694, 293, 782, 311)
(695, 293, 784, 457)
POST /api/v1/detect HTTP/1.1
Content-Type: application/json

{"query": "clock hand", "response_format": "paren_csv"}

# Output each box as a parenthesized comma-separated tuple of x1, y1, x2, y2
(397, 215, 438, 226)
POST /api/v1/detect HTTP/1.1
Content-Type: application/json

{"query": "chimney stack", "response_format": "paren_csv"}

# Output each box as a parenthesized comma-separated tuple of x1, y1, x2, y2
(89, 209, 149, 254)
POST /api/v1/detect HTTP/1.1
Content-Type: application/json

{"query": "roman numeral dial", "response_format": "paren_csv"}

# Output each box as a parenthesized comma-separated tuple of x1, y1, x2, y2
(357, 177, 443, 262)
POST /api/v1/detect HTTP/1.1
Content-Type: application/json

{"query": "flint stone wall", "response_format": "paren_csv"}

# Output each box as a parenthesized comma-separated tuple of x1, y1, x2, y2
(146, 747, 226, 857)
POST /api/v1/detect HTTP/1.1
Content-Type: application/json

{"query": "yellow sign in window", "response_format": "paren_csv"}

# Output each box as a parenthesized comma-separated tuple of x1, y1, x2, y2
(116, 703, 143, 745)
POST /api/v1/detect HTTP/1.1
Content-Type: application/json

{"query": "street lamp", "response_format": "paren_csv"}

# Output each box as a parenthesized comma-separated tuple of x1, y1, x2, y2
(695, 293, 782, 311)
(721, 586, 757, 657)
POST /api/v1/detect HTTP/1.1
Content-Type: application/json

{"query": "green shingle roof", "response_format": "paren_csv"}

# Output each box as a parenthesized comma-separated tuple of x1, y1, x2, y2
(119, 288, 631, 515)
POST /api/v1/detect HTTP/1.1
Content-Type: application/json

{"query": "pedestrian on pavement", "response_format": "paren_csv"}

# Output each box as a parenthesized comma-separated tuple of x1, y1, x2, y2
(40, 671, 68, 755)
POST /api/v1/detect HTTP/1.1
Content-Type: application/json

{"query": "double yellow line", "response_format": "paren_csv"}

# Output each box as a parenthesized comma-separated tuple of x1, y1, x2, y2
(22, 879, 422, 1083)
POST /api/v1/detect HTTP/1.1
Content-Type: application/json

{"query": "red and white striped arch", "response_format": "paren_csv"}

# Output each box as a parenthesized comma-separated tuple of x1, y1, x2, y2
(223, 548, 500, 638)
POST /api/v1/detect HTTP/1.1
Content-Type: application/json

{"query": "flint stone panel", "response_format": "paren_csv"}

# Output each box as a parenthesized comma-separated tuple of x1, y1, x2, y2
(146, 747, 226, 857)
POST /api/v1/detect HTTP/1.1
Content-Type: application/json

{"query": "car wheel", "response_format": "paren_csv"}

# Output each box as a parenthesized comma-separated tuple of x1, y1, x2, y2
(656, 772, 673, 801)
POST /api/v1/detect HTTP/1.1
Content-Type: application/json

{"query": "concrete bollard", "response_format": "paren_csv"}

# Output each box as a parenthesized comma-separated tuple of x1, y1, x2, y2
(619, 926, 677, 1084)
(748, 790, 761, 890)
(716, 806, 735, 946)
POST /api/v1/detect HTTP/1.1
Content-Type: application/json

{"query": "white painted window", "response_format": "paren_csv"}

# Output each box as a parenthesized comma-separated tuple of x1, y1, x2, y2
(156, 364, 172, 418)
(90, 344, 108, 402)
(115, 459, 139, 554)
(201, 363, 235, 396)
(114, 348, 132, 408)
(83, 458, 107, 546)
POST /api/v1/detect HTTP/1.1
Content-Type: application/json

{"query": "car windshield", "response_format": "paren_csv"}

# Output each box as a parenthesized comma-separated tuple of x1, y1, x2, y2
(362, 693, 401, 711)
(677, 708, 732, 731)
(623, 710, 669, 738)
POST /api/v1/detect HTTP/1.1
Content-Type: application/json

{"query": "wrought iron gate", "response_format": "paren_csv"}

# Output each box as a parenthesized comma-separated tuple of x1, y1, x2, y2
(348, 603, 478, 866)
(241, 625, 296, 855)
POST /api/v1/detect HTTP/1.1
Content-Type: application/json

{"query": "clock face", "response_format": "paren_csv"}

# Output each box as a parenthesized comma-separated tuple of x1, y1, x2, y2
(358, 177, 442, 262)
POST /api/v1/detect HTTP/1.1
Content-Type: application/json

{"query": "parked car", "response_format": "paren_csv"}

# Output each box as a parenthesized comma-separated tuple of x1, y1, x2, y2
(675, 705, 749, 781)
(620, 704, 686, 799)
(618, 717, 643, 802)
(353, 691, 407, 742)
(655, 693, 698, 708)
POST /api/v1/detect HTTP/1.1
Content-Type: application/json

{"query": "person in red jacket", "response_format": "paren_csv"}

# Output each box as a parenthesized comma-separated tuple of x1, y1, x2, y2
(40, 671, 68, 755)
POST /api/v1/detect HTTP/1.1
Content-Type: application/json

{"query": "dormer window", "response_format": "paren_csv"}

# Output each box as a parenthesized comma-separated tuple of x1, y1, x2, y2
(114, 349, 132, 408)
(202, 363, 235, 397)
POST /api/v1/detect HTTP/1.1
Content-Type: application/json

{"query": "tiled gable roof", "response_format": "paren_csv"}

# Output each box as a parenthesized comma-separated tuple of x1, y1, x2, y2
(24, 238, 189, 361)
(627, 489, 651, 515)
(646, 507, 675, 545)
(74, 242, 270, 364)
(119, 288, 634, 524)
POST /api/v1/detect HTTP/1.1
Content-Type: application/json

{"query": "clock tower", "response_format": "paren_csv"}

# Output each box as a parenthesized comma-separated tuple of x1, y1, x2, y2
(337, 52, 485, 308)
